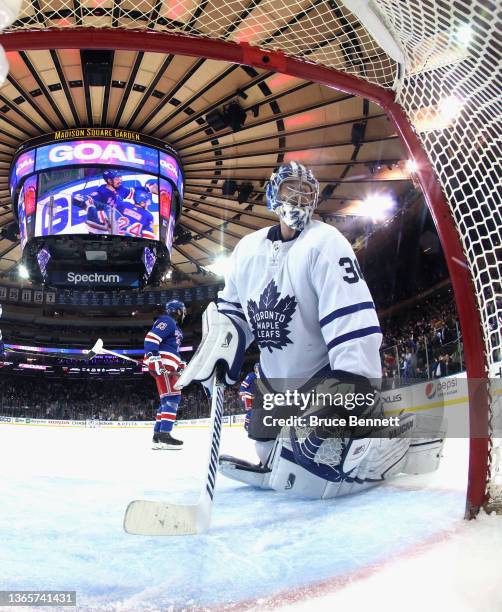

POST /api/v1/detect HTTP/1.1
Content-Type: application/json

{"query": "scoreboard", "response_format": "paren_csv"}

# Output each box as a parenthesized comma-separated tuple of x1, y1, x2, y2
(10, 130, 184, 288)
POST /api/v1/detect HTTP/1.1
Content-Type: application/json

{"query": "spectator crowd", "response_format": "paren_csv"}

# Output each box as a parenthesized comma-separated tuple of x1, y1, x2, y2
(0, 293, 465, 420)
(380, 294, 463, 387)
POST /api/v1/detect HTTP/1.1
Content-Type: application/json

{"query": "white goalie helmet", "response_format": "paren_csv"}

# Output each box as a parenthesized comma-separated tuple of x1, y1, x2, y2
(266, 161, 320, 231)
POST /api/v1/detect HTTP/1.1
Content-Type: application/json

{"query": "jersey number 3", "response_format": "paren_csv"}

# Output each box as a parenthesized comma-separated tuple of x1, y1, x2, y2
(339, 257, 364, 283)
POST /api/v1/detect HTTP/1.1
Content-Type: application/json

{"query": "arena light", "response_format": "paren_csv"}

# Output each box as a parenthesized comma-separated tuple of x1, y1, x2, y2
(18, 263, 29, 279)
(0, 0, 22, 29)
(364, 194, 394, 222)
(204, 255, 232, 277)
(438, 95, 464, 123)
(406, 159, 418, 174)
(0, 45, 9, 87)
(455, 24, 472, 47)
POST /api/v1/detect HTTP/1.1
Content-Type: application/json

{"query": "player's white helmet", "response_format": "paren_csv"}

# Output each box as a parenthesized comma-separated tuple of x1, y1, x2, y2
(266, 161, 319, 231)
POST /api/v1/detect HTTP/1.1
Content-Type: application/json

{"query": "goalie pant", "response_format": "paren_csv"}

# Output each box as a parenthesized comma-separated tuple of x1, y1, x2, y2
(219, 413, 445, 499)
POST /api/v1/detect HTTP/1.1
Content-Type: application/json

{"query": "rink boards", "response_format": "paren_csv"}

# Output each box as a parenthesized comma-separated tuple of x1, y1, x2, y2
(2, 367, 499, 432)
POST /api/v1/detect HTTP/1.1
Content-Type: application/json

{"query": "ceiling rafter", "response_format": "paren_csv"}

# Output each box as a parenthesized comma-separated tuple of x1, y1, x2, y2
(166, 80, 313, 141)
(80, 50, 93, 127)
(175, 93, 356, 149)
(49, 49, 81, 127)
(180, 113, 387, 159)
(125, 54, 173, 129)
(182, 193, 273, 220)
(165, 70, 276, 141)
(183, 202, 265, 232)
(0, 91, 43, 136)
(184, 187, 350, 208)
(100, 50, 115, 126)
(180, 218, 235, 251)
(182, 210, 244, 240)
(113, 51, 145, 128)
(136, 57, 207, 133)
(182, 159, 402, 174)
(18, 51, 69, 129)
(185, 1, 210, 33)
(182, 134, 398, 166)
(151, 64, 239, 135)
(221, 0, 263, 38)
(72, 0, 83, 27)
(174, 243, 208, 271)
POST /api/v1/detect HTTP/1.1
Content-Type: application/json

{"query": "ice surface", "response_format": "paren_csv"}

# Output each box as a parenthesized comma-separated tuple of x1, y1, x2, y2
(0, 424, 501, 611)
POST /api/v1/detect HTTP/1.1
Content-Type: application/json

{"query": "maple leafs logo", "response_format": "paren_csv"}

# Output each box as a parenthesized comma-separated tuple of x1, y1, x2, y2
(247, 279, 297, 352)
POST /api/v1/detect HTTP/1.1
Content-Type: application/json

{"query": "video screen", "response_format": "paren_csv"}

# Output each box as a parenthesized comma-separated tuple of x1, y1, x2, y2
(18, 175, 37, 250)
(34, 167, 160, 240)
(11, 150, 36, 196)
(35, 140, 159, 175)
(159, 178, 176, 253)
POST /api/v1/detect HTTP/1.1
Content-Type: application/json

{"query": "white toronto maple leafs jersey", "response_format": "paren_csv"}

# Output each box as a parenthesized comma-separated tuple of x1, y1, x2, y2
(217, 221, 382, 384)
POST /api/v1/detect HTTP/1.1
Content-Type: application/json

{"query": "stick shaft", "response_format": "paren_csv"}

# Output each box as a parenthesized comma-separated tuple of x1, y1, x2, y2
(99, 347, 142, 365)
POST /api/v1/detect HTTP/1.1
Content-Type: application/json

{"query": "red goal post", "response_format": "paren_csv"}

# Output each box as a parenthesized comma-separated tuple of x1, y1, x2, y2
(1, 0, 499, 517)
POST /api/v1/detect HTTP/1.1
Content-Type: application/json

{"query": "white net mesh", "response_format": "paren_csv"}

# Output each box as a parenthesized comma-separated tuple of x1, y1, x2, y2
(5, 0, 501, 510)
(375, 0, 501, 511)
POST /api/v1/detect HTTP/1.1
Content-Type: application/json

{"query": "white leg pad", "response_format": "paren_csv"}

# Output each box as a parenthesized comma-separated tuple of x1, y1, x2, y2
(403, 438, 445, 474)
(218, 455, 272, 488)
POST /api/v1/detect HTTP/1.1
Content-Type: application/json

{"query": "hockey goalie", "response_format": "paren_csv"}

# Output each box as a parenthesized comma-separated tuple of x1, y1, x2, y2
(177, 162, 444, 500)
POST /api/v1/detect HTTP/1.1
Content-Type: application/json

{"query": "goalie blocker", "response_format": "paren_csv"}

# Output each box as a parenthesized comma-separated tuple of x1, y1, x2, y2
(175, 302, 247, 389)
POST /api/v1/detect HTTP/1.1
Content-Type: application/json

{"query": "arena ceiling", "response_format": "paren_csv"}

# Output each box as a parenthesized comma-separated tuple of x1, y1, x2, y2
(0, 2, 417, 286)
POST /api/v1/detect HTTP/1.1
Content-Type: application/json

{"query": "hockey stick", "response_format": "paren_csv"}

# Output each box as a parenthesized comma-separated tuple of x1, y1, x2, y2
(123, 367, 225, 536)
(87, 338, 142, 365)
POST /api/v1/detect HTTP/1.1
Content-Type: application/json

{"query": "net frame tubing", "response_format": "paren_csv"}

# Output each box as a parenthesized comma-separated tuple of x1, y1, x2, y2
(0, 28, 490, 517)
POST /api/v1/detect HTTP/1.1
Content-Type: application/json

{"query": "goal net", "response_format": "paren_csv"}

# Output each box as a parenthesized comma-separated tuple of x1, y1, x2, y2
(2, 0, 501, 515)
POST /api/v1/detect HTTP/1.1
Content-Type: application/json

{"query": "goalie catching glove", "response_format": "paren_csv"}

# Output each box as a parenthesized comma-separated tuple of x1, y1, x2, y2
(175, 302, 246, 388)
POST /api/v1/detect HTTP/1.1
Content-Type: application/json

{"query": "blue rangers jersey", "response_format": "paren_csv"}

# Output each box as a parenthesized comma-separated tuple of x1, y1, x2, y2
(115, 200, 155, 239)
(217, 221, 382, 385)
(85, 184, 133, 234)
(239, 371, 257, 400)
(240, 371, 257, 430)
(85, 184, 154, 238)
(144, 314, 183, 371)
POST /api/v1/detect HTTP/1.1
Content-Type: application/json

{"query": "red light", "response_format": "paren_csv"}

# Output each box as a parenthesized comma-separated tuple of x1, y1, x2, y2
(164, 0, 190, 21)
(284, 151, 319, 163)
(284, 108, 325, 129)
(266, 73, 296, 90)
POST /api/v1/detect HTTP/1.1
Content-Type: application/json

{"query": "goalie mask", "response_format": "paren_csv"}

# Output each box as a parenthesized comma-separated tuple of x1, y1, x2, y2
(266, 161, 319, 231)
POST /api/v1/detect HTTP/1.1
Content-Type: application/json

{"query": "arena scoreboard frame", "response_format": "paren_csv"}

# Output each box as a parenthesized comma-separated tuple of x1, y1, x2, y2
(10, 129, 184, 289)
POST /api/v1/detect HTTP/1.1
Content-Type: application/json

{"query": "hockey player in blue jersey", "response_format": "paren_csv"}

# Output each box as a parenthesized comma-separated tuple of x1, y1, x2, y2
(177, 161, 444, 499)
(144, 300, 186, 450)
(115, 188, 155, 239)
(239, 363, 259, 431)
(84, 170, 134, 234)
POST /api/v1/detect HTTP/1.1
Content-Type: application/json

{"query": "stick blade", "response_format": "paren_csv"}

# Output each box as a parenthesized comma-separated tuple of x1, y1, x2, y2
(87, 338, 104, 359)
(123, 500, 199, 536)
